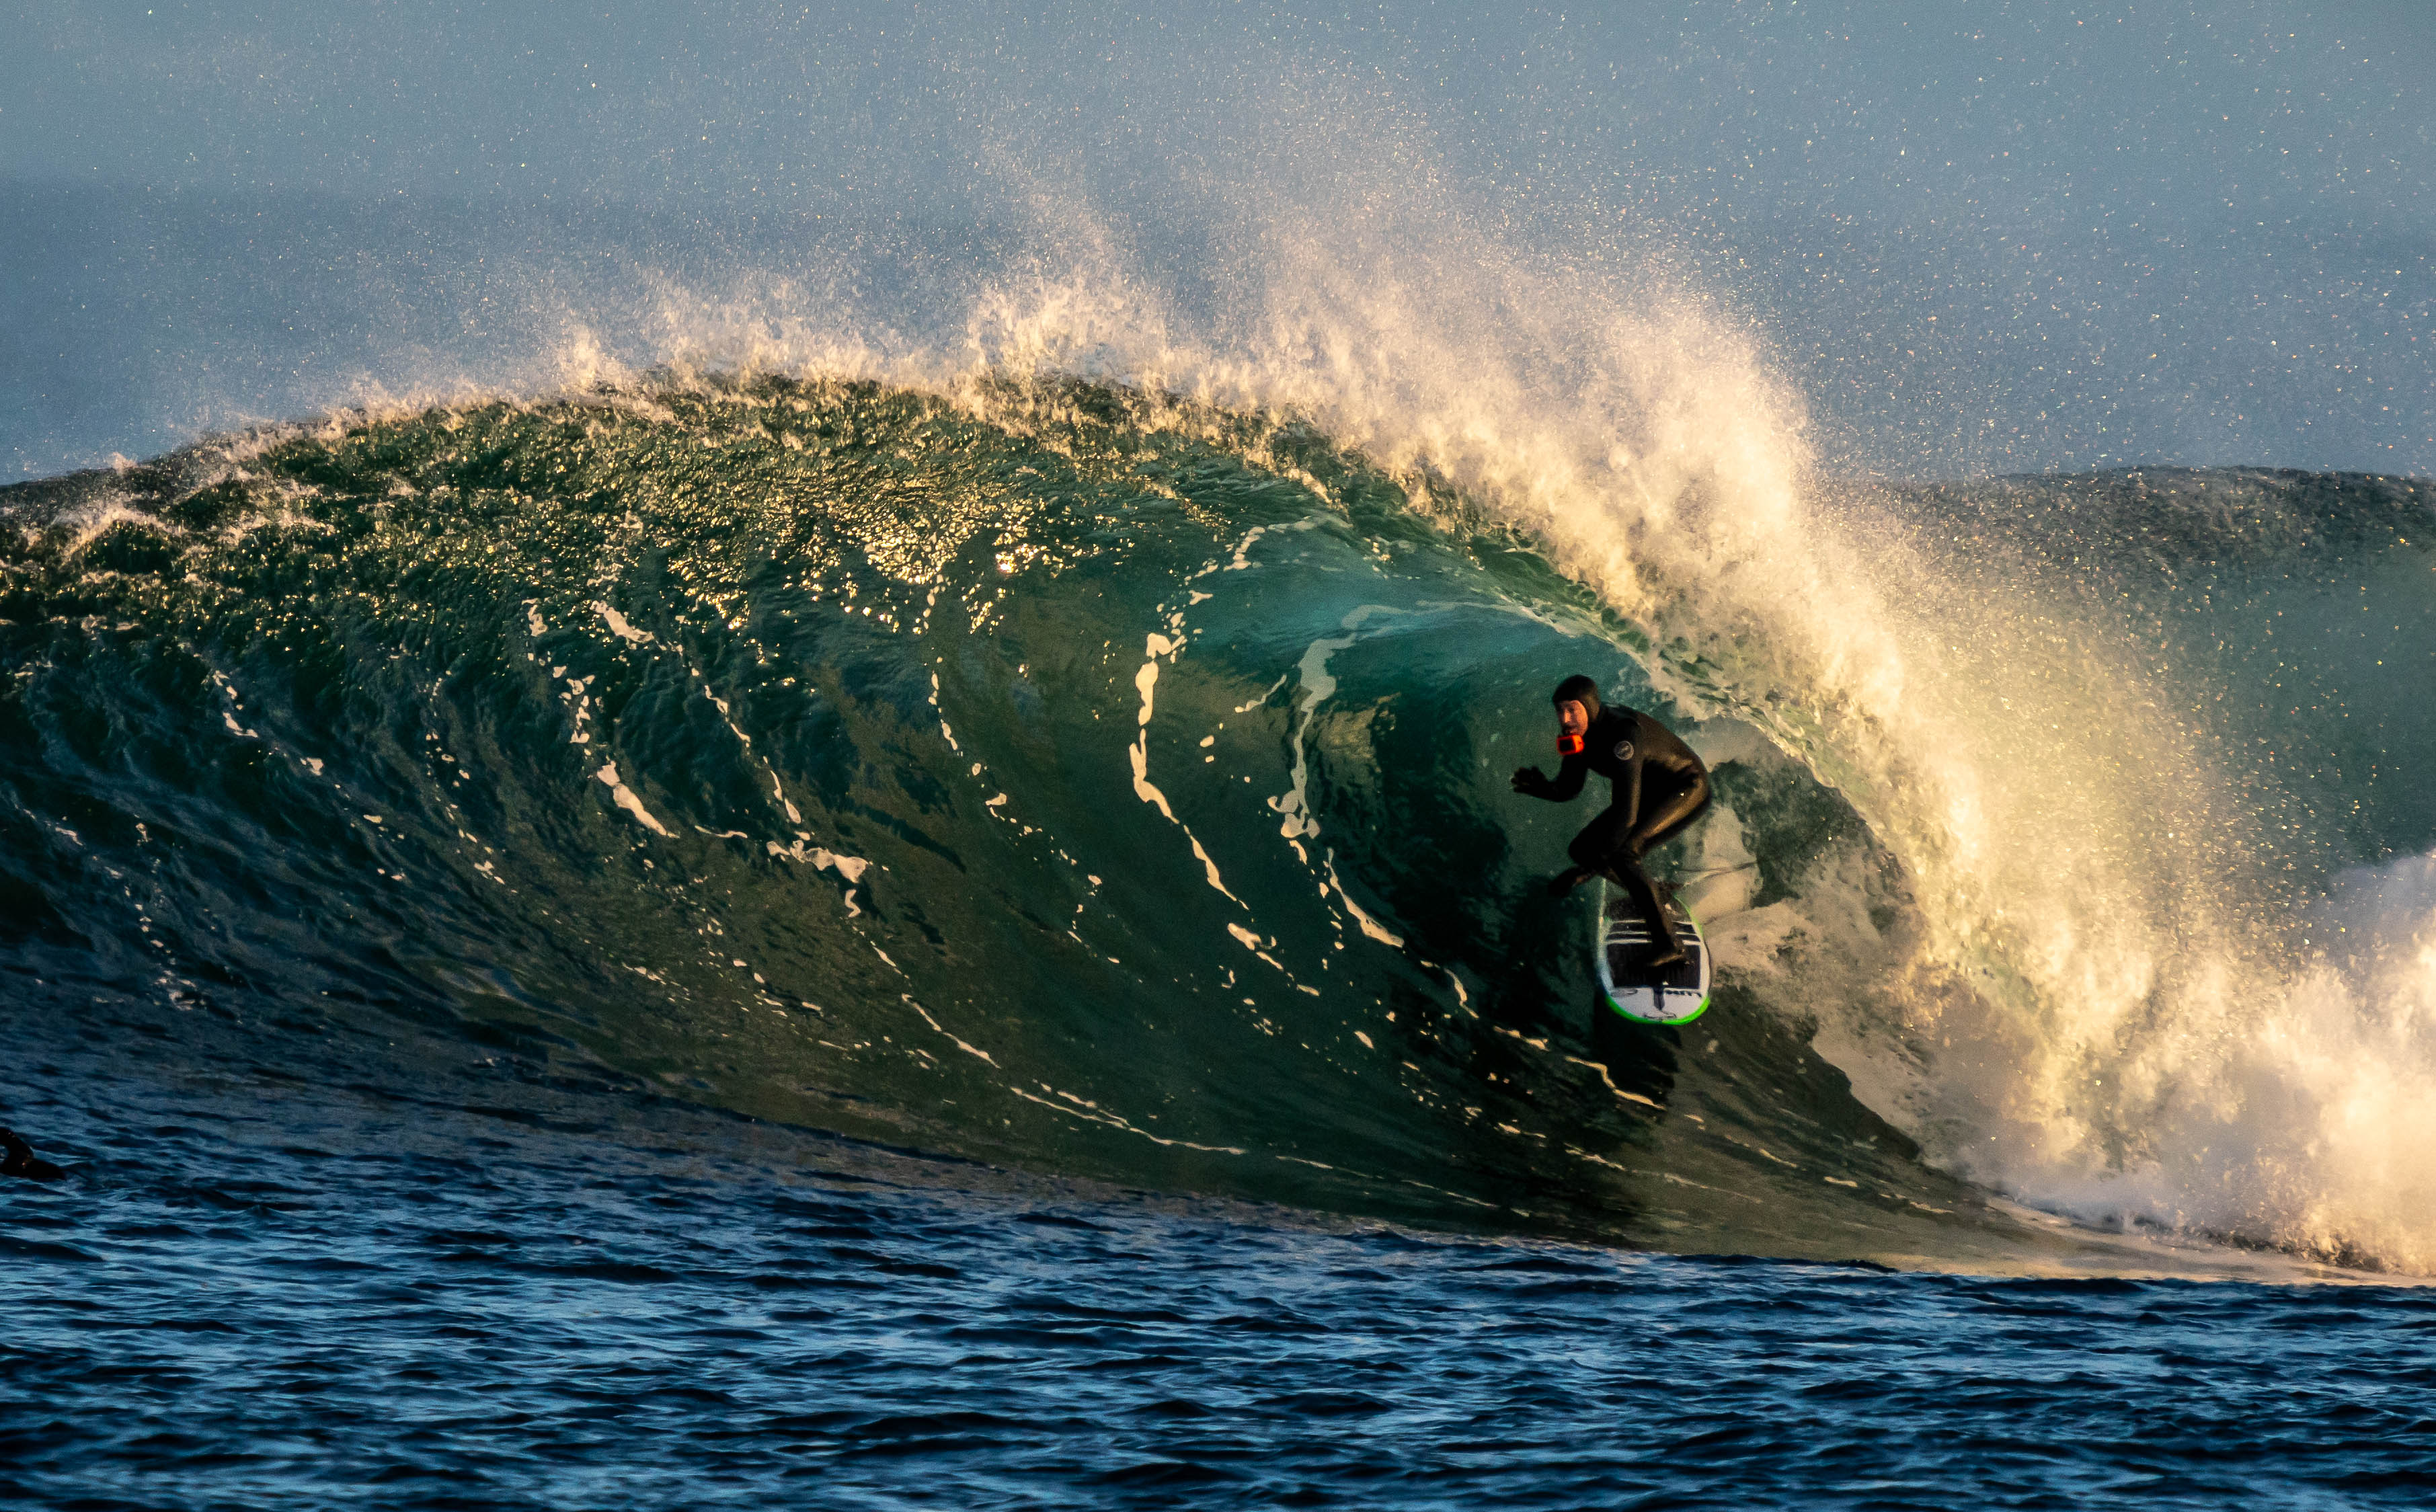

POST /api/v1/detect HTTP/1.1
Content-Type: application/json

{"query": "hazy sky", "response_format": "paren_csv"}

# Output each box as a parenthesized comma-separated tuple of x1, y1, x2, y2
(5, 1, 2429, 476)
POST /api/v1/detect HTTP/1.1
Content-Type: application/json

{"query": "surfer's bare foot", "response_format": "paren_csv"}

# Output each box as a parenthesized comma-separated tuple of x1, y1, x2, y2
(1642, 943, 1688, 971)
(1546, 866, 1592, 897)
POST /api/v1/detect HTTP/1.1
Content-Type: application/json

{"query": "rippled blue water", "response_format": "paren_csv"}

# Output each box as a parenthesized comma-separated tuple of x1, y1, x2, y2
(7, 1055, 2431, 1511)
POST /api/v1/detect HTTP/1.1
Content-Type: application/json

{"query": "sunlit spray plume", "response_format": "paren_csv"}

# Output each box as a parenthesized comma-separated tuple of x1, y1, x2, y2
(890, 180, 2436, 1269)
(79, 101, 2435, 1269)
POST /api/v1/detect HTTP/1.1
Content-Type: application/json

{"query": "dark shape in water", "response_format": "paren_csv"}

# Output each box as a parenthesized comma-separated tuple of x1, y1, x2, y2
(0, 1126, 66, 1181)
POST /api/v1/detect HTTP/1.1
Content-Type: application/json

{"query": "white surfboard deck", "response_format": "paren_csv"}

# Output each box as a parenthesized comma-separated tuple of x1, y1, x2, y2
(1595, 880, 1712, 1026)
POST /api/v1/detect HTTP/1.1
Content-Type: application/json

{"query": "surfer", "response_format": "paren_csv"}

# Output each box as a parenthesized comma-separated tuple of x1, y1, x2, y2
(1510, 675, 1711, 969)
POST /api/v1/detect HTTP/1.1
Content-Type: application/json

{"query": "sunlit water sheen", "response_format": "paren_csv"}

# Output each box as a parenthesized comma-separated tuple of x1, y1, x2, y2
(5, 1045, 2433, 1511)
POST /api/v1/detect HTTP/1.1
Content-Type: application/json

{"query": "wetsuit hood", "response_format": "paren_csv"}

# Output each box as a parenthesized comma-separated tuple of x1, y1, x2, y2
(1551, 675, 1604, 721)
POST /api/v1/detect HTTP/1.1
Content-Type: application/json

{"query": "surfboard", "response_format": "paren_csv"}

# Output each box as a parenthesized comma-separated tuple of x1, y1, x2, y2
(1595, 881, 1711, 1025)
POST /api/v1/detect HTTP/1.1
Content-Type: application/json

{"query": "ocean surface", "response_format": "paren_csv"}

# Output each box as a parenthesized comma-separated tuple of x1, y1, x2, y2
(5, 370, 2435, 1505)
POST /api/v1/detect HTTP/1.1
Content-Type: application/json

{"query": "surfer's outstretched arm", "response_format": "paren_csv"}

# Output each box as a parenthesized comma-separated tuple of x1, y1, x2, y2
(1511, 750, 1589, 801)
(1521, 674, 1604, 801)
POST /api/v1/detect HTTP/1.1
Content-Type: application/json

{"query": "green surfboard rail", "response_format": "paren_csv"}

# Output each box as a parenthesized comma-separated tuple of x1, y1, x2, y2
(1596, 881, 1711, 1025)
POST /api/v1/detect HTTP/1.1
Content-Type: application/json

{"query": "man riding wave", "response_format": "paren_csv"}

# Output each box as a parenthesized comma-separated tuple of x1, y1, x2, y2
(1510, 674, 1711, 969)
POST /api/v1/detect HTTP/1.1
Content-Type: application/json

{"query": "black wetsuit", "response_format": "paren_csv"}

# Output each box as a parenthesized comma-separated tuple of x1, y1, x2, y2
(1518, 705, 1711, 955)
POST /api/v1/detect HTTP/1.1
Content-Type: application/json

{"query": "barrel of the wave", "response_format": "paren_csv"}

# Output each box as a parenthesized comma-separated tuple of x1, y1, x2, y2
(1593, 881, 1712, 1026)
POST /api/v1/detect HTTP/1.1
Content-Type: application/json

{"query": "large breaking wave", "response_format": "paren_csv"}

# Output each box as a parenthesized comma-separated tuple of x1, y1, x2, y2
(5, 285, 2433, 1271)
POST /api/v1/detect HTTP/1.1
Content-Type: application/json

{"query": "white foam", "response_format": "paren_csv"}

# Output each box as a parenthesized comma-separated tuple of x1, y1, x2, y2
(1323, 852, 1404, 949)
(1269, 606, 1397, 842)
(594, 762, 674, 836)
(905, 996, 998, 1066)
(766, 837, 869, 883)
(596, 603, 654, 643)
(1127, 629, 1240, 902)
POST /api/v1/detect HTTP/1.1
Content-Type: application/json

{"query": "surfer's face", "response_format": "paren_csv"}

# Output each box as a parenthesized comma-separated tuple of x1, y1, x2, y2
(1555, 699, 1589, 740)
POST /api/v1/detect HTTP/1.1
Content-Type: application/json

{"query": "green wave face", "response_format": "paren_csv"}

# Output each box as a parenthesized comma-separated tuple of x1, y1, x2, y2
(3, 374, 2016, 1261)
(7, 374, 2429, 1277)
